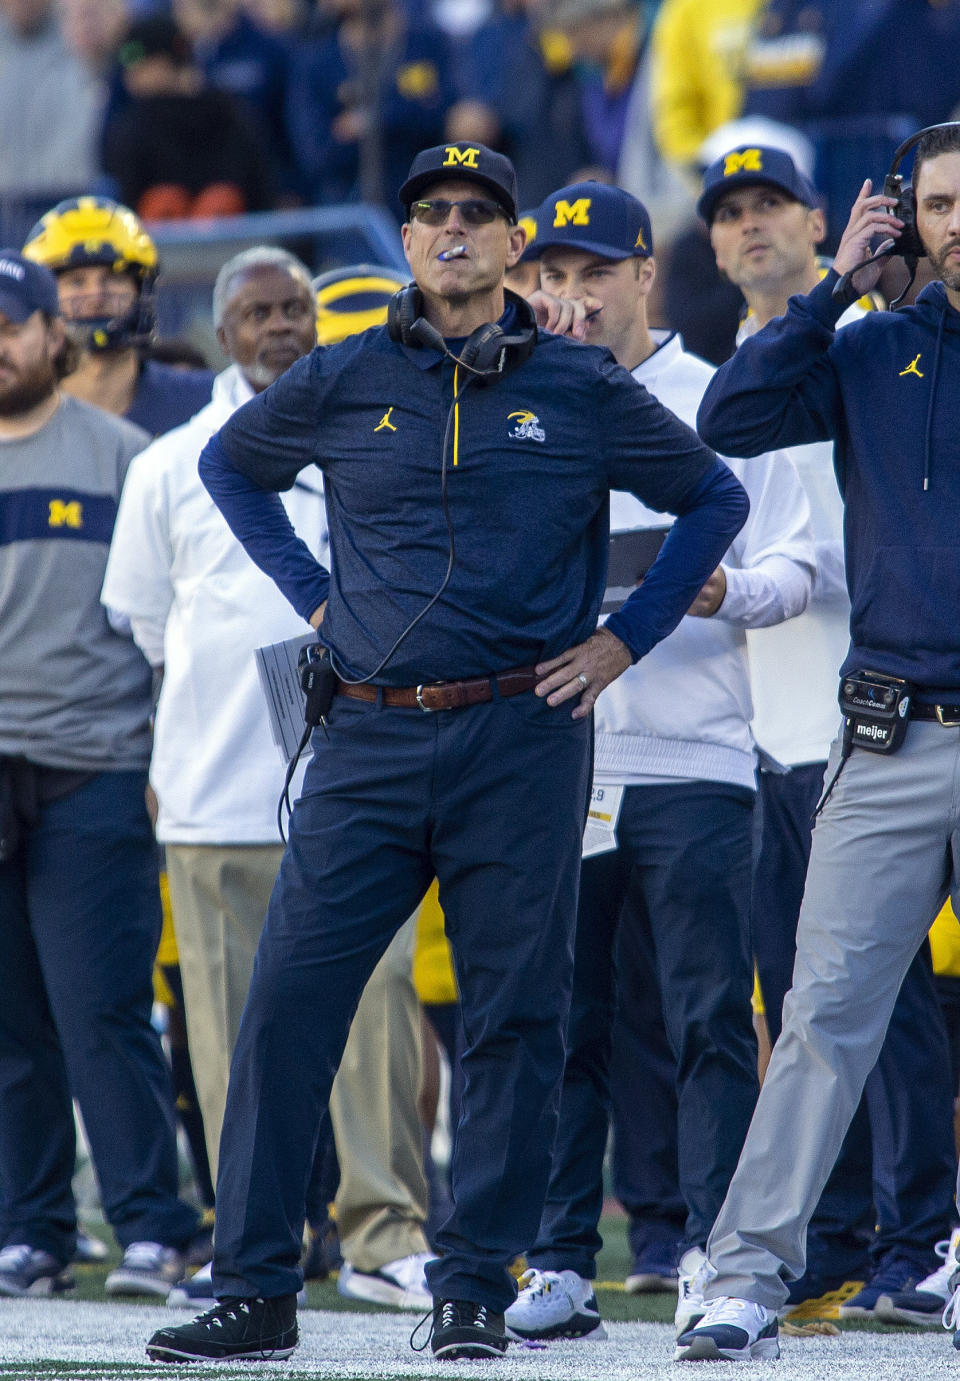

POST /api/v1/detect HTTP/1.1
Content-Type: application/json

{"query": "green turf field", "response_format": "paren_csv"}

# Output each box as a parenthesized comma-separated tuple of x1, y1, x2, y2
(65, 1211, 675, 1323)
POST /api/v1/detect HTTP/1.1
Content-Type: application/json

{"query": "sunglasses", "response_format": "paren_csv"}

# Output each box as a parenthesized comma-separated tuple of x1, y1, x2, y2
(409, 198, 507, 226)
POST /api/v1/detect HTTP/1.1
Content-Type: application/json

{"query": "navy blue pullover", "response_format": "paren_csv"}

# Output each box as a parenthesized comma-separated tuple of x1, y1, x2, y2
(126, 360, 215, 438)
(199, 321, 748, 686)
(698, 271, 960, 692)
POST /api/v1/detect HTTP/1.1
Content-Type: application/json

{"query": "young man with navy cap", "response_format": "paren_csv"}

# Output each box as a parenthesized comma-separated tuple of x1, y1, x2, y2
(500, 181, 815, 1345)
(0, 251, 202, 1301)
(700, 143, 958, 1324)
(144, 143, 750, 1365)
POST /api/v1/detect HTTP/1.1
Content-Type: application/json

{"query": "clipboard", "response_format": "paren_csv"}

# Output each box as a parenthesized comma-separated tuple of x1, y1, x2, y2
(601, 527, 670, 614)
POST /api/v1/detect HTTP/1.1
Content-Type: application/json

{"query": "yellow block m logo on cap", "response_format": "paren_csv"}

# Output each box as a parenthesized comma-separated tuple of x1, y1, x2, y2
(724, 148, 764, 177)
(48, 499, 83, 529)
(553, 198, 591, 228)
(443, 145, 480, 169)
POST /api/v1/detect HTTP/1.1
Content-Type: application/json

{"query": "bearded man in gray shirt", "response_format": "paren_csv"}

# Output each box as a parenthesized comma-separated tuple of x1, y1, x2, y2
(0, 251, 200, 1301)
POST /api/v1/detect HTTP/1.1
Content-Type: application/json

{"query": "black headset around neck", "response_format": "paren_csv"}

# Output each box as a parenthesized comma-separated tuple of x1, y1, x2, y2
(387, 284, 538, 379)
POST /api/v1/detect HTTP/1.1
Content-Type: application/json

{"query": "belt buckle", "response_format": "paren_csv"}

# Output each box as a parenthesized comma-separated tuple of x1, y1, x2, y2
(416, 683, 439, 712)
(936, 705, 960, 727)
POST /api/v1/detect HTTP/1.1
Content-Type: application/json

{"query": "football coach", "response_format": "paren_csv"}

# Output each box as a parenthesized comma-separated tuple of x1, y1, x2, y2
(146, 143, 748, 1366)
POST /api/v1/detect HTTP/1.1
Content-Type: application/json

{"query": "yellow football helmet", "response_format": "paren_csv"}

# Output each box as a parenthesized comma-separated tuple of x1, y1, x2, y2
(313, 264, 409, 345)
(23, 196, 158, 350)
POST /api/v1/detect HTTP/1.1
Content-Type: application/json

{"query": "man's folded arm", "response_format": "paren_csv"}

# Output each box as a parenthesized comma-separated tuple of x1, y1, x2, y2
(697, 274, 847, 457)
(605, 460, 749, 661)
(199, 432, 330, 621)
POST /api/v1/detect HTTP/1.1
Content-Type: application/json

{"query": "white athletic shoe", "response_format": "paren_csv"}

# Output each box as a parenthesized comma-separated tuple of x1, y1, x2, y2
(504, 1268, 606, 1341)
(942, 1231, 960, 1339)
(675, 1246, 717, 1336)
(104, 1241, 184, 1298)
(337, 1251, 434, 1310)
(875, 1228, 960, 1328)
(0, 1244, 74, 1297)
(674, 1295, 780, 1361)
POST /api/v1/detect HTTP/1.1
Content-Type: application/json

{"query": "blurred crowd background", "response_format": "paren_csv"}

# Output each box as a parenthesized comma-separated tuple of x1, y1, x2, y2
(3, 0, 960, 366)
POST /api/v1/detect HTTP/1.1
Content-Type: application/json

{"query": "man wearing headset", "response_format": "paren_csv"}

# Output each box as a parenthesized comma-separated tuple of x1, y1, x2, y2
(145, 140, 749, 1367)
(699, 141, 957, 1324)
(675, 122, 960, 1363)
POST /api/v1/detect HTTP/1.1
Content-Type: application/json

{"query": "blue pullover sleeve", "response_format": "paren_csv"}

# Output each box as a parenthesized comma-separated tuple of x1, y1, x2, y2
(697, 272, 848, 457)
(198, 432, 330, 622)
(596, 355, 750, 662)
(604, 462, 750, 660)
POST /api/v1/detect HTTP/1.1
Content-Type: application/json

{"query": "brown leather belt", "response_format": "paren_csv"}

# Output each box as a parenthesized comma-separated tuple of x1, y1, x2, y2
(910, 702, 960, 726)
(335, 665, 539, 713)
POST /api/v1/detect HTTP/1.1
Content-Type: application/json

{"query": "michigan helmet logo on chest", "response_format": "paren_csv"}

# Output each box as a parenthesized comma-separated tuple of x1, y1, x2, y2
(507, 410, 546, 442)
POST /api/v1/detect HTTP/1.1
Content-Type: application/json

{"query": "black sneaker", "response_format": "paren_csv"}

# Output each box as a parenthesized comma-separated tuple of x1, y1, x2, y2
(145, 1295, 298, 1363)
(430, 1298, 508, 1360)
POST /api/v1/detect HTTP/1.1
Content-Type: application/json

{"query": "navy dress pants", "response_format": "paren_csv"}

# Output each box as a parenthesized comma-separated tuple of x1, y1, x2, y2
(211, 689, 592, 1311)
(0, 770, 198, 1262)
(752, 764, 955, 1272)
(526, 781, 759, 1277)
(609, 903, 687, 1263)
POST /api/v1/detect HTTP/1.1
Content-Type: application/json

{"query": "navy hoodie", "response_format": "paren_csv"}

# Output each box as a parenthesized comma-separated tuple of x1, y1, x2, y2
(697, 271, 960, 693)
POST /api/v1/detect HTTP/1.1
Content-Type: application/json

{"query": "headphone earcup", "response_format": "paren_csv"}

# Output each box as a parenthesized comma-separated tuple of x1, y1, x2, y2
(460, 323, 504, 372)
(387, 284, 423, 344)
(899, 185, 925, 259)
(464, 294, 539, 380)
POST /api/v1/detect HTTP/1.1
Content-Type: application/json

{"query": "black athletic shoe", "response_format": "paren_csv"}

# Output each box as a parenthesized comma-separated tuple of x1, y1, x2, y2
(145, 1294, 298, 1363)
(429, 1298, 508, 1360)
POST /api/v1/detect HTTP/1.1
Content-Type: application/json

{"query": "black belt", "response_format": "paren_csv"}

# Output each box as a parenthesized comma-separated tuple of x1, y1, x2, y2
(335, 665, 539, 713)
(910, 702, 960, 725)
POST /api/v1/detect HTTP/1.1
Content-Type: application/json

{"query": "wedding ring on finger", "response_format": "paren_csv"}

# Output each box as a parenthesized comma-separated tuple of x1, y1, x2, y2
(576, 673, 588, 691)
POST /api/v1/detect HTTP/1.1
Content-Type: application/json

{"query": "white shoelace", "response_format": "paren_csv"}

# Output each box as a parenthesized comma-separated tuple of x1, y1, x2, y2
(203, 1301, 250, 1330)
(681, 1258, 715, 1300)
(0, 1245, 34, 1270)
(697, 1296, 760, 1328)
(120, 1241, 166, 1270)
(516, 1268, 558, 1302)
(920, 1234, 960, 1295)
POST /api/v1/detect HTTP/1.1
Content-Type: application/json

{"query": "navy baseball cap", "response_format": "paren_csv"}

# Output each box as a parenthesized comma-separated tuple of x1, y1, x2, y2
(697, 145, 819, 224)
(527, 182, 653, 260)
(0, 249, 59, 322)
(399, 143, 519, 223)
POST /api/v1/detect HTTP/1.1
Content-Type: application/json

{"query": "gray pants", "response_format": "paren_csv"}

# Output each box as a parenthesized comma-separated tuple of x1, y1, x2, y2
(706, 721, 960, 1309)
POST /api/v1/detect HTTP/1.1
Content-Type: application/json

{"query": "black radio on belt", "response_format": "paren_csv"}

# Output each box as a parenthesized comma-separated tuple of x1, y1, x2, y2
(298, 641, 338, 726)
(839, 670, 915, 754)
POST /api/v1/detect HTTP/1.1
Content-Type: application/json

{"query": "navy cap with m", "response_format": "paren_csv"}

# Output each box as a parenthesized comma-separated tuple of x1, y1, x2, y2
(399, 143, 519, 223)
(0, 249, 59, 323)
(527, 182, 653, 261)
(697, 145, 819, 225)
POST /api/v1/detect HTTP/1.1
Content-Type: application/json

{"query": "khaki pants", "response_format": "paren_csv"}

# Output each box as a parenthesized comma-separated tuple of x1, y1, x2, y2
(165, 843, 428, 1271)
